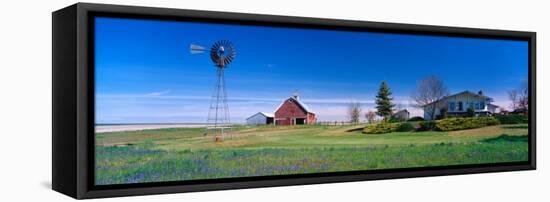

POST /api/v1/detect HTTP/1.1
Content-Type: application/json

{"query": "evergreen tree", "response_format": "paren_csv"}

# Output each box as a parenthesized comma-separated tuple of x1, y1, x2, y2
(375, 81, 395, 121)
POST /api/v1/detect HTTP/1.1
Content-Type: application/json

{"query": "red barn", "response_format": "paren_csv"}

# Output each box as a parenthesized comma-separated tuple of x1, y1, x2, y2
(274, 94, 316, 125)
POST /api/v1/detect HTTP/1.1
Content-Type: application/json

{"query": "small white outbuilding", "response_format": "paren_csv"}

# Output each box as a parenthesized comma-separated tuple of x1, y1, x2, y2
(246, 112, 275, 125)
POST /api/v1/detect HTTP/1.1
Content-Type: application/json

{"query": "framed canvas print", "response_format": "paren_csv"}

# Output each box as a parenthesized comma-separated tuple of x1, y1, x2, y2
(52, 3, 536, 199)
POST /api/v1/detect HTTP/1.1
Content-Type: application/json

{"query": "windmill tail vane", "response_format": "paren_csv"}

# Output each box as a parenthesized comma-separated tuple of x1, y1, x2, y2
(189, 44, 207, 54)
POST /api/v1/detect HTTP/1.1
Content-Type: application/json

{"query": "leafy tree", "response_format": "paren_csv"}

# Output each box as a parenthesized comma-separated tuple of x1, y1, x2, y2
(375, 81, 395, 121)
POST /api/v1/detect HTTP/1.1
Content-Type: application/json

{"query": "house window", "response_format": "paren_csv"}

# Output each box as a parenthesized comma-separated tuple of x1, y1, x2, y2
(475, 102, 480, 110)
(449, 102, 456, 111)
(480, 101, 485, 110)
(458, 101, 463, 111)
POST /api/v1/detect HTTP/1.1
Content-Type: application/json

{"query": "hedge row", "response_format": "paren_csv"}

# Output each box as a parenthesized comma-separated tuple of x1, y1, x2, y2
(396, 122, 415, 132)
(363, 122, 400, 134)
(494, 114, 528, 124)
(363, 117, 501, 134)
(418, 121, 436, 131)
(363, 122, 416, 134)
(434, 117, 499, 131)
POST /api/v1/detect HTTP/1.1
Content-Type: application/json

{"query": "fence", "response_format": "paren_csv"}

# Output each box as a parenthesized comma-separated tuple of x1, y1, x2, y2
(316, 120, 378, 126)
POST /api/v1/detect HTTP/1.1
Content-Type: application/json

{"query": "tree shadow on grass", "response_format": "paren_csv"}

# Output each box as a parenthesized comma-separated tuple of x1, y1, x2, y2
(481, 134, 528, 143)
(345, 127, 365, 133)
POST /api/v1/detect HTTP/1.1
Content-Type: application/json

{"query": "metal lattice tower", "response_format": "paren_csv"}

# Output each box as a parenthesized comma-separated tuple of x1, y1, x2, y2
(191, 40, 236, 141)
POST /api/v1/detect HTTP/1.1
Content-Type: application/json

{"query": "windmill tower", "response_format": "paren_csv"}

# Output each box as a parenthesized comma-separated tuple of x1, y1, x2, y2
(190, 40, 236, 141)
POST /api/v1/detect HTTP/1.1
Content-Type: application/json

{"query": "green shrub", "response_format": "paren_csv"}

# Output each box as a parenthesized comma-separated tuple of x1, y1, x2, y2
(466, 108, 475, 117)
(495, 114, 528, 124)
(363, 122, 399, 134)
(388, 117, 401, 123)
(396, 122, 415, 132)
(434, 117, 499, 131)
(407, 116, 424, 122)
(417, 121, 436, 131)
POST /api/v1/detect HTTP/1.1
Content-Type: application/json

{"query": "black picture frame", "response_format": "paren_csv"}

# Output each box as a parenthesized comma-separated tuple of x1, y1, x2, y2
(52, 3, 536, 199)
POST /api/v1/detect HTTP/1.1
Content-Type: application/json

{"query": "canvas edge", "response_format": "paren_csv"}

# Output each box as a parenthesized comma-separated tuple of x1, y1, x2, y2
(50, 2, 537, 199)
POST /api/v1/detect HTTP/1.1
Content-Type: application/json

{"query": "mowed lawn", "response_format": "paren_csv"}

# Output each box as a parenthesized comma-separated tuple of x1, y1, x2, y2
(95, 124, 529, 185)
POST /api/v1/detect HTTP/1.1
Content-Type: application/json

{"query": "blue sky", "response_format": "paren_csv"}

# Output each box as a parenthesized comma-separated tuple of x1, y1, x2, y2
(95, 17, 528, 124)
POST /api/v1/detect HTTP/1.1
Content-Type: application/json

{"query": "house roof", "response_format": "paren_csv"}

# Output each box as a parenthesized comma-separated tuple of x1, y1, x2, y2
(394, 109, 409, 114)
(422, 90, 493, 107)
(274, 96, 315, 114)
(246, 112, 274, 120)
(453, 90, 492, 100)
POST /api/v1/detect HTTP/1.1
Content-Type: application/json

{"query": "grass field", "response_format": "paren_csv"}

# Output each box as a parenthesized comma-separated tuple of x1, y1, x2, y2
(95, 124, 529, 185)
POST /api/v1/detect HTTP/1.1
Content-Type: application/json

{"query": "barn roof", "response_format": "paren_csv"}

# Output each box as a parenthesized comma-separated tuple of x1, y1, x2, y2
(274, 96, 315, 114)
(246, 112, 274, 120)
(259, 112, 274, 117)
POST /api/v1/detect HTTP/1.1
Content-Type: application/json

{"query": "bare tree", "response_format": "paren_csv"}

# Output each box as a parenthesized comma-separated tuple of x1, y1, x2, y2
(508, 89, 519, 110)
(518, 82, 529, 113)
(348, 102, 362, 124)
(394, 103, 405, 112)
(365, 111, 376, 124)
(411, 75, 449, 120)
(508, 82, 528, 113)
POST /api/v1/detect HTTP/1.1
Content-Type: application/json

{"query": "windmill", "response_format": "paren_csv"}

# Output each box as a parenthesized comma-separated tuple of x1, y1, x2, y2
(190, 40, 236, 141)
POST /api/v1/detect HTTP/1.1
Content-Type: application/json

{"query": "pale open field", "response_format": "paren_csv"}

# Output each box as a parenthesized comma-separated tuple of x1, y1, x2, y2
(95, 124, 209, 133)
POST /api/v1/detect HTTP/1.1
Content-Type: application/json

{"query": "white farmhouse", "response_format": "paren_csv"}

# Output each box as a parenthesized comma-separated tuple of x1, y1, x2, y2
(246, 112, 275, 125)
(422, 90, 499, 120)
